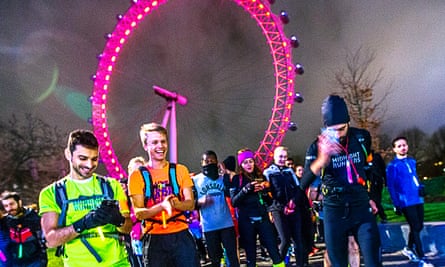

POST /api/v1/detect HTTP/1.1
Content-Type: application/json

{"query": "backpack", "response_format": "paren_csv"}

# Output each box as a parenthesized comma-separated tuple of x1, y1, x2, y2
(137, 163, 187, 227)
(138, 163, 179, 205)
(54, 175, 113, 259)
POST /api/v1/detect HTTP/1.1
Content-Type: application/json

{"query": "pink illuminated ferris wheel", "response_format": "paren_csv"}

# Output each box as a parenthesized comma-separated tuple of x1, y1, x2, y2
(91, 0, 302, 179)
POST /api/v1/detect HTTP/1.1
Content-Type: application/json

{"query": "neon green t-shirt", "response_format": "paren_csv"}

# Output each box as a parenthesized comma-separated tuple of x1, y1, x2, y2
(39, 174, 130, 267)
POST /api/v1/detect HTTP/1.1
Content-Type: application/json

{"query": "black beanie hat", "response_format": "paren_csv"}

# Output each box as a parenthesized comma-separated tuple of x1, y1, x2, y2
(223, 155, 236, 172)
(321, 95, 350, 126)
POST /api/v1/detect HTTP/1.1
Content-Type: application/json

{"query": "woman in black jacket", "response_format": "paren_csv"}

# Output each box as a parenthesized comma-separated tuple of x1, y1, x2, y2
(230, 148, 284, 267)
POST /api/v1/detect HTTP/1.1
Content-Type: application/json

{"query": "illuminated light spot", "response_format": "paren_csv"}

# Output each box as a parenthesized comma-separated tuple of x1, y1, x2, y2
(259, 4, 264, 9)
(107, 65, 113, 71)
(102, 123, 106, 128)
(283, 42, 287, 47)
(286, 104, 292, 109)
(105, 141, 110, 146)
(111, 158, 116, 164)
(102, 95, 106, 100)
(36, 65, 59, 103)
(103, 85, 108, 90)
(115, 167, 120, 172)
(111, 56, 116, 62)
(105, 75, 110, 81)
(144, 7, 150, 13)
(108, 150, 112, 155)
(125, 29, 131, 35)
(101, 114, 106, 119)
(288, 66, 292, 71)
(104, 132, 108, 138)
(279, 129, 285, 134)
(119, 38, 125, 44)
(266, 12, 270, 16)
(152, 1, 158, 7)
(101, 104, 105, 109)
(114, 47, 120, 53)
(288, 92, 293, 96)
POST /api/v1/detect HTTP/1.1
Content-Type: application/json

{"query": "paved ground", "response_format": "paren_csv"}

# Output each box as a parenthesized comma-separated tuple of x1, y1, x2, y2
(201, 221, 445, 266)
(203, 243, 445, 266)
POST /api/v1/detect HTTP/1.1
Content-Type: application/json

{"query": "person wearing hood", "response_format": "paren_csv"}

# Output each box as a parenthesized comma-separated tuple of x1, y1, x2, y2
(192, 150, 239, 267)
(300, 95, 382, 267)
(263, 146, 311, 267)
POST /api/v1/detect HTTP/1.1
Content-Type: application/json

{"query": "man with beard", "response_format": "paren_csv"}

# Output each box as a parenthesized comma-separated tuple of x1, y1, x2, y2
(1, 191, 47, 267)
(300, 95, 382, 267)
(128, 123, 198, 267)
(39, 129, 132, 266)
(192, 150, 239, 267)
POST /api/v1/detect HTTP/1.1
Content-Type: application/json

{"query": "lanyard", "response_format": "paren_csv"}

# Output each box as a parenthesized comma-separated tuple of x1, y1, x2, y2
(340, 137, 361, 185)
(403, 160, 419, 187)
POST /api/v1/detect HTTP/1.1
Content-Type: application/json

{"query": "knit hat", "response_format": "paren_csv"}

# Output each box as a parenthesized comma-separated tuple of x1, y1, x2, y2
(321, 95, 350, 126)
(223, 156, 236, 172)
(237, 149, 254, 165)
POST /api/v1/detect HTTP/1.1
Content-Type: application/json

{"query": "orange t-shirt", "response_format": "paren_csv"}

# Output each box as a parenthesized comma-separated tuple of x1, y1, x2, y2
(128, 163, 193, 235)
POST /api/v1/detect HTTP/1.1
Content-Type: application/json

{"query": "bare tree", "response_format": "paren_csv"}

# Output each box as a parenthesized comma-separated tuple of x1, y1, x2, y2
(0, 113, 67, 203)
(333, 47, 391, 151)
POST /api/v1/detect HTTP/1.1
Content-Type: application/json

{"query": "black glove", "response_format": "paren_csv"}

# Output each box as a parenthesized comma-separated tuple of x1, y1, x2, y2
(97, 199, 125, 227)
(242, 182, 254, 194)
(72, 209, 108, 233)
(394, 206, 402, 216)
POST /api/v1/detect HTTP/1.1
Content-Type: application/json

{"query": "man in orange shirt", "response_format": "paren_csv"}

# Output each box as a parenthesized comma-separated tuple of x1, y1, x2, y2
(128, 123, 198, 267)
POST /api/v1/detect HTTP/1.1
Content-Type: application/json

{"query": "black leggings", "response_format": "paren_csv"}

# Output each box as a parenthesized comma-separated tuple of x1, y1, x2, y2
(402, 204, 425, 258)
(238, 216, 282, 267)
(271, 210, 307, 267)
(324, 201, 382, 267)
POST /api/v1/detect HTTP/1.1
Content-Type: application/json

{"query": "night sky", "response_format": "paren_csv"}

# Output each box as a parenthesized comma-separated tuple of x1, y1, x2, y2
(1, 1, 444, 173)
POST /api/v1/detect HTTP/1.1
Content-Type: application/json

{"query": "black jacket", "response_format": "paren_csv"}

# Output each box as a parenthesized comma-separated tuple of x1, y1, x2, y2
(230, 174, 271, 219)
(301, 127, 371, 205)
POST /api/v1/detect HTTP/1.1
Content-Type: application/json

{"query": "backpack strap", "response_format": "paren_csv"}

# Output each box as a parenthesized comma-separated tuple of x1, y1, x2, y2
(55, 179, 69, 228)
(139, 163, 179, 201)
(353, 131, 372, 163)
(96, 175, 114, 200)
(53, 175, 113, 259)
(168, 163, 179, 195)
(139, 166, 152, 199)
(139, 163, 186, 230)
(55, 175, 114, 227)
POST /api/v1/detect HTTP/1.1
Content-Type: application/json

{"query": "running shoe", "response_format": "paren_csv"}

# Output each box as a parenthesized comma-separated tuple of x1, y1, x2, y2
(418, 259, 434, 267)
(402, 247, 419, 262)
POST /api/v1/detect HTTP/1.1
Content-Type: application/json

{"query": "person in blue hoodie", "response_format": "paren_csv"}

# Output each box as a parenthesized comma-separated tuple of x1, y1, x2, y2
(386, 136, 433, 267)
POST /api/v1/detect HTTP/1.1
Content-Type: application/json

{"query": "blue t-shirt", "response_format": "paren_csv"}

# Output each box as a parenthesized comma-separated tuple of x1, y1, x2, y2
(192, 173, 234, 232)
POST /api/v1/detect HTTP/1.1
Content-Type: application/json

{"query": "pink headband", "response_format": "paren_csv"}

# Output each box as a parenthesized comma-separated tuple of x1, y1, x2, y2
(237, 150, 254, 165)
